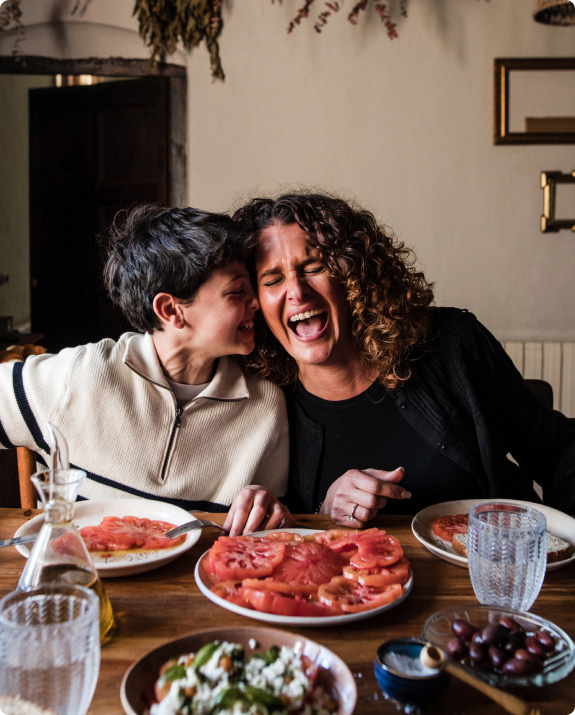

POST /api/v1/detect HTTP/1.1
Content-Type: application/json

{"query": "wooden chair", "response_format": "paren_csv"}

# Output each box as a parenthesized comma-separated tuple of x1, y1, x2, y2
(0, 344, 46, 509)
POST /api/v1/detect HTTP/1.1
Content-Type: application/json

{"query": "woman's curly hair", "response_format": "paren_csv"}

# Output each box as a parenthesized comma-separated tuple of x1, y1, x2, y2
(233, 192, 435, 390)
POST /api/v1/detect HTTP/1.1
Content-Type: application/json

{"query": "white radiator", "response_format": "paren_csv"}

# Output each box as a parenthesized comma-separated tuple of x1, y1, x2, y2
(501, 341, 575, 418)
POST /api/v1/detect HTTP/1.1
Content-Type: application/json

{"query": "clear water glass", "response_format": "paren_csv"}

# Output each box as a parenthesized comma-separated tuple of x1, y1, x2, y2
(468, 502, 547, 612)
(0, 584, 100, 715)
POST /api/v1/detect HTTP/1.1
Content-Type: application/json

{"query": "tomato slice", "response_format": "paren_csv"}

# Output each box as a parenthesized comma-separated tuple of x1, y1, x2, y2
(238, 587, 340, 617)
(432, 514, 468, 542)
(309, 529, 359, 545)
(239, 577, 317, 596)
(211, 582, 254, 609)
(271, 542, 344, 583)
(262, 531, 304, 542)
(350, 533, 403, 569)
(386, 557, 411, 586)
(317, 578, 403, 613)
(209, 536, 285, 580)
(328, 530, 402, 570)
(79, 516, 185, 551)
(240, 542, 343, 596)
(343, 557, 411, 587)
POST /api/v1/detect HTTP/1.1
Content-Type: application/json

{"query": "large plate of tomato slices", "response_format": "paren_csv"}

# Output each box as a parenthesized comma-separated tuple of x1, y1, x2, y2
(412, 499, 575, 571)
(194, 528, 413, 627)
(14, 498, 201, 577)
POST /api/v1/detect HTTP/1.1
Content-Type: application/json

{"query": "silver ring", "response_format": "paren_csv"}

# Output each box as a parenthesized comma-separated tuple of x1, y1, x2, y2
(348, 504, 358, 522)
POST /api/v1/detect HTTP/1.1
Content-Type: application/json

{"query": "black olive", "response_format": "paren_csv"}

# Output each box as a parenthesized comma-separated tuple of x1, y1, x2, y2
(469, 642, 487, 665)
(525, 636, 547, 659)
(533, 630, 555, 652)
(499, 616, 525, 636)
(502, 658, 533, 676)
(452, 619, 479, 642)
(446, 637, 468, 660)
(481, 624, 508, 647)
(488, 645, 508, 670)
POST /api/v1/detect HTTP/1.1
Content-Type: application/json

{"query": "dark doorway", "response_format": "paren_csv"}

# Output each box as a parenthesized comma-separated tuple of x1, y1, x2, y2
(30, 77, 170, 350)
(0, 56, 187, 352)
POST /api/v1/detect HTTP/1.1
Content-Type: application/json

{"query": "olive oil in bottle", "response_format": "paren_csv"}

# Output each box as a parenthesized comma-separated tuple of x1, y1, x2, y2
(17, 468, 116, 643)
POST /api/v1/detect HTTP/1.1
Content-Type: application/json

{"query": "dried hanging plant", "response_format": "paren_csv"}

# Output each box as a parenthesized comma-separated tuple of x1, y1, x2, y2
(0, 0, 25, 56)
(285, 0, 408, 37)
(133, 0, 224, 80)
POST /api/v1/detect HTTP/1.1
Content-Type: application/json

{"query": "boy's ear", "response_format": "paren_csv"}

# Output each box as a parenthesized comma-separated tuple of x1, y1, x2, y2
(152, 293, 185, 328)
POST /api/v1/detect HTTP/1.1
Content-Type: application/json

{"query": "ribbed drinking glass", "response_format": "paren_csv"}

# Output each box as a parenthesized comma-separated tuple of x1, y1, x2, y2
(468, 502, 547, 612)
(0, 583, 100, 715)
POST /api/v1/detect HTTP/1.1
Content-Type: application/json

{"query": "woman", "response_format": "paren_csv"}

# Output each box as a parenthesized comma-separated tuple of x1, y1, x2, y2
(233, 192, 575, 527)
(0, 204, 292, 536)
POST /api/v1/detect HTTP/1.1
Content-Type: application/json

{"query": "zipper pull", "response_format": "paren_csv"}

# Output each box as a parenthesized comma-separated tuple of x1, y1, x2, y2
(174, 406, 183, 428)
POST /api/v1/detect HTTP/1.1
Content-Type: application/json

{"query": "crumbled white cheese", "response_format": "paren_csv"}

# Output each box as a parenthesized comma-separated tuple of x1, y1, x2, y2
(150, 640, 333, 715)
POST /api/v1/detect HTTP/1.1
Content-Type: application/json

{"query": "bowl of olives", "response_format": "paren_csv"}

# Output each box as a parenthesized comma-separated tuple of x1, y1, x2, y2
(422, 605, 575, 687)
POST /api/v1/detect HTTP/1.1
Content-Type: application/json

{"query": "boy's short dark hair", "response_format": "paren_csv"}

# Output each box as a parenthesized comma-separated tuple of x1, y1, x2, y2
(103, 203, 253, 333)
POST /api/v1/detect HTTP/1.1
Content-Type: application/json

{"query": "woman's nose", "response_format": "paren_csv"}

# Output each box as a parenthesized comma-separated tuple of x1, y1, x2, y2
(285, 274, 308, 301)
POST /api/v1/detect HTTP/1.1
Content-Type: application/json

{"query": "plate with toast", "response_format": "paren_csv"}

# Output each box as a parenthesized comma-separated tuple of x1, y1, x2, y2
(411, 499, 575, 571)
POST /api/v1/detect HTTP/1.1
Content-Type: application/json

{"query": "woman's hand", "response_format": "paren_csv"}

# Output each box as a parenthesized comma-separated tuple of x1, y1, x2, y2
(321, 467, 411, 527)
(223, 485, 295, 536)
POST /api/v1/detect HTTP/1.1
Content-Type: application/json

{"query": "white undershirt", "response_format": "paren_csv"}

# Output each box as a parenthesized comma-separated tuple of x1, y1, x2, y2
(166, 376, 210, 406)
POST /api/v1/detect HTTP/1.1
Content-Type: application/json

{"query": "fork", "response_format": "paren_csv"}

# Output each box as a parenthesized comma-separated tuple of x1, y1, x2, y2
(165, 518, 228, 539)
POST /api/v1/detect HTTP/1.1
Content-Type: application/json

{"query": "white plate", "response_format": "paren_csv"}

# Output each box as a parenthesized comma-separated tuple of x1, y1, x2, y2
(14, 498, 201, 577)
(194, 528, 413, 627)
(411, 499, 575, 571)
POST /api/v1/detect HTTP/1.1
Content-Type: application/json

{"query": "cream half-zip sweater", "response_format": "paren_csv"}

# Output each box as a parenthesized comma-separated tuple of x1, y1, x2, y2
(0, 332, 289, 509)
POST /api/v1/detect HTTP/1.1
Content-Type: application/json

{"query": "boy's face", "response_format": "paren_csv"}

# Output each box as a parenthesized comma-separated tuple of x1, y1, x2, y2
(178, 261, 259, 359)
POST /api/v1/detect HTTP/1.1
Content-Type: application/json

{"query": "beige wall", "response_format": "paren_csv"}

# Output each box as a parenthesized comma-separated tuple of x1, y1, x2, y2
(1, 0, 574, 340)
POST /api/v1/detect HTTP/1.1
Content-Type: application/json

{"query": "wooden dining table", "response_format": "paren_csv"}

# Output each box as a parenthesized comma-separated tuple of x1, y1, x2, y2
(0, 508, 573, 715)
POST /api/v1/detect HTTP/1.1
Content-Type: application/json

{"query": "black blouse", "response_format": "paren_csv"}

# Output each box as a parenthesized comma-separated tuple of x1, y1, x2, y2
(284, 308, 575, 516)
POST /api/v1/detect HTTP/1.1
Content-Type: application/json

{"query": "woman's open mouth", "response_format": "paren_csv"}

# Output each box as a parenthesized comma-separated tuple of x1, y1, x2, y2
(288, 309, 328, 338)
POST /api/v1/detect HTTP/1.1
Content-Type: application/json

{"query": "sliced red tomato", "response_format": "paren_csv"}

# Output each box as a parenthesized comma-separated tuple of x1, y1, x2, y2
(300, 655, 319, 686)
(432, 514, 468, 542)
(351, 533, 403, 569)
(309, 529, 359, 545)
(271, 542, 344, 584)
(238, 587, 340, 617)
(239, 542, 343, 596)
(262, 531, 304, 542)
(208, 536, 285, 580)
(78, 516, 185, 551)
(317, 578, 403, 613)
(343, 557, 411, 587)
(240, 577, 317, 597)
(211, 582, 254, 609)
(386, 557, 411, 586)
(329, 530, 402, 570)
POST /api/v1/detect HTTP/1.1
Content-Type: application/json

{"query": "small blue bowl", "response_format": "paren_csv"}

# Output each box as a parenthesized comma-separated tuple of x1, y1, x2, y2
(374, 638, 450, 708)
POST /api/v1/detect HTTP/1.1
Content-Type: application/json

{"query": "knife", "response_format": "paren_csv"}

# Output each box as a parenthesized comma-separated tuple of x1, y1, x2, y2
(0, 534, 38, 548)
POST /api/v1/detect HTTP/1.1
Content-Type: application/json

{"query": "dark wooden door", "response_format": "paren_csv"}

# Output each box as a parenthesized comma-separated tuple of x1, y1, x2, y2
(29, 77, 170, 352)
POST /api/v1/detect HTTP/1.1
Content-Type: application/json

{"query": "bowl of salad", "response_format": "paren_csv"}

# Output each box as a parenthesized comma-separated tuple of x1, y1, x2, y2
(120, 625, 357, 715)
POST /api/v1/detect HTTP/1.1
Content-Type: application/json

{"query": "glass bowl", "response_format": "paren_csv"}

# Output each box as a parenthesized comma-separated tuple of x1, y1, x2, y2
(422, 605, 575, 687)
(374, 638, 450, 708)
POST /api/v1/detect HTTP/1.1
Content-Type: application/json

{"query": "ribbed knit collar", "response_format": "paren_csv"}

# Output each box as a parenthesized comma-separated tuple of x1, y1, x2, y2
(122, 332, 250, 401)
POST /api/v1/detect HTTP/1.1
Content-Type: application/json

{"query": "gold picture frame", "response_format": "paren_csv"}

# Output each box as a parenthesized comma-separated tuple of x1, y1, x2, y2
(494, 58, 575, 145)
(540, 171, 575, 233)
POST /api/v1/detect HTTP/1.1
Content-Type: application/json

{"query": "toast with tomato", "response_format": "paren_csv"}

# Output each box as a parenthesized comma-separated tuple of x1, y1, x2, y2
(451, 531, 573, 563)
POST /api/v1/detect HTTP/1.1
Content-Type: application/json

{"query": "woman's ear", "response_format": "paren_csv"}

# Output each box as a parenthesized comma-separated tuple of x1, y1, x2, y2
(152, 293, 185, 329)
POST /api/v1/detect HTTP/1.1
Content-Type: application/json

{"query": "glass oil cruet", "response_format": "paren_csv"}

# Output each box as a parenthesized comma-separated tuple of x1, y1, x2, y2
(17, 425, 115, 643)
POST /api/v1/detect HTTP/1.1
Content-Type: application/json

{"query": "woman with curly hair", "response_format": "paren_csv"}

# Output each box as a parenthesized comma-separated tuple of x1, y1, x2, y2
(233, 192, 575, 527)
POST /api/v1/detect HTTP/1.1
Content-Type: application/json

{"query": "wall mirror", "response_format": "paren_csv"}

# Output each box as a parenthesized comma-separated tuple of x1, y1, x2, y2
(540, 171, 575, 233)
(494, 58, 575, 145)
